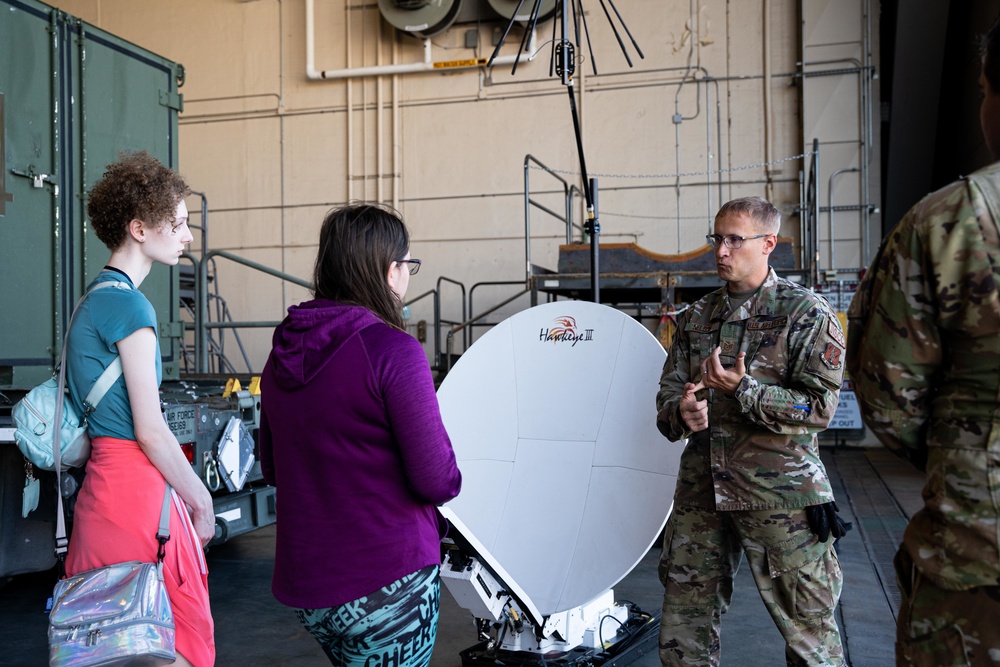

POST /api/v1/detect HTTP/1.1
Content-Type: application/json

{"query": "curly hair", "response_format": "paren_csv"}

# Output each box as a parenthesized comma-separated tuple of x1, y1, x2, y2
(313, 203, 409, 330)
(87, 150, 190, 251)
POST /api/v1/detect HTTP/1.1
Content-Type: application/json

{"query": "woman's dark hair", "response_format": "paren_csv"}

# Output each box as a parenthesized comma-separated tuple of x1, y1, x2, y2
(313, 203, 409, 330)
(982, 17, 1000, 92)
(87, 150, 190, 251)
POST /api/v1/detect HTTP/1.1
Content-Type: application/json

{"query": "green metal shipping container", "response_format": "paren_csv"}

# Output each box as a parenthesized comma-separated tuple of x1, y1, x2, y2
(0, 0, 188, 577)
(0, 0, 185, 390)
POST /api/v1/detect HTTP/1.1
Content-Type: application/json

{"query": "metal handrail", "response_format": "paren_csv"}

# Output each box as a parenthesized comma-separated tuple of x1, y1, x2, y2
(524, 154, 586, 286)
(468, 280, 530, 344)
(402, 288, 438, 367)
(195, 249, 313, 374)
(403, 289, 436, 309)
(445, 288, 531, 373)
(433, 277, 466, 368)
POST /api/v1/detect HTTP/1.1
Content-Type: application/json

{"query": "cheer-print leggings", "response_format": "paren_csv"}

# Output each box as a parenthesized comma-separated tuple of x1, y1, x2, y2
(295, 565, 441, 667)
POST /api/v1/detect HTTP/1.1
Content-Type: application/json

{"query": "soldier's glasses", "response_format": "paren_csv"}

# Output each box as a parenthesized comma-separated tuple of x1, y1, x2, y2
(706, 234, 770, 249)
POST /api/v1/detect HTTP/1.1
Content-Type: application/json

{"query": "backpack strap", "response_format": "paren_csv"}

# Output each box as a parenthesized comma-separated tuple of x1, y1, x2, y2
(71, 280, 129, 414)
(83, 358, 123, 412)
(53, 279, 131, 559)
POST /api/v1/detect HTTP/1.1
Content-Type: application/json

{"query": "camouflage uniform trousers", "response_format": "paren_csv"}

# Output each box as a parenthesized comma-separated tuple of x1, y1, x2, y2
(895, 548, 1000, 666)
(658, 504, 844, 667)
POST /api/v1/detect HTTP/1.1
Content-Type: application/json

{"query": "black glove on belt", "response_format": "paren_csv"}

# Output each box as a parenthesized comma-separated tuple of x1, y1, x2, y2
(805, 501, 853, 543)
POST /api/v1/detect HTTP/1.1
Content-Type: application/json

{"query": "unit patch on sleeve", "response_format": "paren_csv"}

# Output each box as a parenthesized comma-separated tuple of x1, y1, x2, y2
(821, 342, 843, 370)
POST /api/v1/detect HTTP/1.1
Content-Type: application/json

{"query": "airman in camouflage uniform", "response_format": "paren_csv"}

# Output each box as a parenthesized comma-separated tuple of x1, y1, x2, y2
(656, 197, 847, 667)
(846, 20, 1000, 666)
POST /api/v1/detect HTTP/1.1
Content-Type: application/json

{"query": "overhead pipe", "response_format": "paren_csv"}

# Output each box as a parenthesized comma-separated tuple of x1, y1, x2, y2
(306, 0, 537, 81)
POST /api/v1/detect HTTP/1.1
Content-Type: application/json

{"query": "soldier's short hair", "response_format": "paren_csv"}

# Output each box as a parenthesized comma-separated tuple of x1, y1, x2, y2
(982, 15, 1000, 92)
(715, 196, 780, 234)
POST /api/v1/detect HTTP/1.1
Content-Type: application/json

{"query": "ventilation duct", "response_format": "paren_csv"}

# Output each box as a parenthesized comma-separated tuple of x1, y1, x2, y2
(377, 0, 464, 38)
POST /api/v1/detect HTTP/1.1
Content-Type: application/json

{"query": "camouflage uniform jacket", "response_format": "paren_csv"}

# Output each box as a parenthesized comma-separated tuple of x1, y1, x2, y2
(847, 160, 1000, 590)
(656, 268, 845, 511)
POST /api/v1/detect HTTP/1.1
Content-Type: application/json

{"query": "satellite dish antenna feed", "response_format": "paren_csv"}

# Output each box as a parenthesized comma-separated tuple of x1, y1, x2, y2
(437, 301, 682, 662)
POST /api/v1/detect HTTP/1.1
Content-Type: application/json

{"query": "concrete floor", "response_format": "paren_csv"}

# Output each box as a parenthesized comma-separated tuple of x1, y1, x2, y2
(0, 447, 922, 666)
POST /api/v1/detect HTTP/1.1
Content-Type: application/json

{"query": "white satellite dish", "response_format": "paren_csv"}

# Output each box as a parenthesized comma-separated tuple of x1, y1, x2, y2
(438, 300, 681, 621)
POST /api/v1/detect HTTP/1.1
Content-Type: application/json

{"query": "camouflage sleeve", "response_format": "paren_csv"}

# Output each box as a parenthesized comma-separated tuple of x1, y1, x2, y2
(655, 310, 694, 441)
(846, 188, 968, 469)
(734, 304, 844, 434)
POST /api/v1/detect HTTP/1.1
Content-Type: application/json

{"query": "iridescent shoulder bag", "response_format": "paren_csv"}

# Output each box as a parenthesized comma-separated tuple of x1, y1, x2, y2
(47, 486, 176, 667)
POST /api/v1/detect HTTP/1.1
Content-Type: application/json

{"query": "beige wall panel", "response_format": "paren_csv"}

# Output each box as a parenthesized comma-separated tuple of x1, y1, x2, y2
(404, 197, 547, 284)
(802, 46, 864, 144)
(769, 0, 802, 68)
(397, 36, 553, 102)
(281, 205, 331, 254)
(166, 1, 282, 107)
(179, 117, 282, 211)
(284, 2, 352, 111)
(279, 245, 318, 306)
(192, 209, 284, 254)
(804, 0, 862, 46)
(230, 328, 275, 375)
(50, 0, 98, 21)
(405, 196, 536, 254)
(718, 49, 802, 178)
(723, 1, 767, 76)
(305, 0, 353, 71)
(399, 92, 578, 204)
(401, 66, 496, 103)
(561, 0, 725, 76)
(281, 112, 350, 206)
(771, 180, 804, 224)
(582, 86, 678, 175)
(404, 196, 530, 246)
(718, 80, 766, 168)
(51, 0, 283, 107)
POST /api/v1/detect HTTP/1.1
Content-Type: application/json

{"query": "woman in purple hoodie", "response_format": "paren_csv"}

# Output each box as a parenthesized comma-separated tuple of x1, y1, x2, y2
(259, 203, 462, 666)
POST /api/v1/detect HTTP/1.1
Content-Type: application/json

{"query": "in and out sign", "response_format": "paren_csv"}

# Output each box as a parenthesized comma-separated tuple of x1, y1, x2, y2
(830, 381, 863, 430)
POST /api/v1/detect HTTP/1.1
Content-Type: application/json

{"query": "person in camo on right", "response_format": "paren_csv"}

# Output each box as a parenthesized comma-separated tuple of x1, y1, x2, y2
(846, 17, 1000, 667)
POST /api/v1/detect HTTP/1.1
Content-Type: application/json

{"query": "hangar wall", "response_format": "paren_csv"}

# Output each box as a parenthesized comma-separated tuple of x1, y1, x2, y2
(41, 0, 879, 370)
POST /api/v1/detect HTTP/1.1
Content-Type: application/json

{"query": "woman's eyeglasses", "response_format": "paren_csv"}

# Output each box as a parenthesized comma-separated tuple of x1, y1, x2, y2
(397, 259, 422, 275)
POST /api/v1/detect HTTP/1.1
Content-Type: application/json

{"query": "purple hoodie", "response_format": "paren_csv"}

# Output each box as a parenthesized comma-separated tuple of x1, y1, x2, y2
(259, 299, 461, 609)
